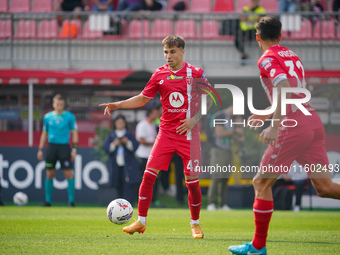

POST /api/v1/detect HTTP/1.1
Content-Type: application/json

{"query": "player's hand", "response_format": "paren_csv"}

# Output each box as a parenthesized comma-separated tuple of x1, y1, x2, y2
(120, 137, 129, 144)
(99, 102, 120, 116)
(71, 149, 77, 162)
(37, 150, 43, 161)
(113, 138, 121, 147)
(176, 118, 197, 136)
(145, 0, 153, 7)
(247, 112, 272, 131)
(259, 126, 279, 146)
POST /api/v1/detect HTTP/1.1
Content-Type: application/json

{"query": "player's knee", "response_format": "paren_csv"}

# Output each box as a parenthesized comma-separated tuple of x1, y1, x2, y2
(252, 177, 261, 190)
(63, 170, 73, 179)
(315, 186, 331, 198)
(312, 179, 333, 198)
(46, 169, 55, 179)
(253, 177, 273, 194)
(253, 177, 265, 192)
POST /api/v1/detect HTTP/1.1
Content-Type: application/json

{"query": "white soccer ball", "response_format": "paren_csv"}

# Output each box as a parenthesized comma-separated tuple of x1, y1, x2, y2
(13, 192, 28, 206)
(107, 198, 133, 225)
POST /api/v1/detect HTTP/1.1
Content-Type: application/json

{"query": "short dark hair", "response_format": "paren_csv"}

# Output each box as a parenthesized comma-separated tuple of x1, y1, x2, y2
(256, 16, 282, 41)
(113, 115, 127, 130)
(162, 35, 185, 49)
(53, 93, 65, 103)
(146, 107, 157, 117)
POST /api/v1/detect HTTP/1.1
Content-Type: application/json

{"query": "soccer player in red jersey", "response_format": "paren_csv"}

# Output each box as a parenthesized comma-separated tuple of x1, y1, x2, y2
(100, 35, 213, 238)
(229, 16, 340, 255)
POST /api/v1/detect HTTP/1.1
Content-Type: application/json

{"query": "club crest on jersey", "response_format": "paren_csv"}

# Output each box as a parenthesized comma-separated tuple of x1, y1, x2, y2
(186, 77, 193, 86)
(260, 58, 272, 68)
(169, 92, 184, 108)
(167, 74, 184, 80)
(270, 69, 276, 77)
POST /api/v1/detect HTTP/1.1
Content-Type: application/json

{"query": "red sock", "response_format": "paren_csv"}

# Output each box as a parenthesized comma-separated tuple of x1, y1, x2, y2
(252, 197, 274, 250)
(185, 178, 202, 221)
(138, 170, 158, 217)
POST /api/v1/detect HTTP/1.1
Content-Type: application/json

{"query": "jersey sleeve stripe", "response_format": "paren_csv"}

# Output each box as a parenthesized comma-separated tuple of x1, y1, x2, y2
(141, 92, 154, 99)
(272, 73, 288, 87)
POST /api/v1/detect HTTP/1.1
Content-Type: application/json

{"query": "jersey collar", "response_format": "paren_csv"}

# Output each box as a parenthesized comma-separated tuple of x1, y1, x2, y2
(168, 62, 186, 74)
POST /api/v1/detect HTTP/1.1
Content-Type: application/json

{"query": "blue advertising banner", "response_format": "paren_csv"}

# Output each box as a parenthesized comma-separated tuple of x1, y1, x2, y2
(0, 147, 109, 203)
(0, 109, 19, 119)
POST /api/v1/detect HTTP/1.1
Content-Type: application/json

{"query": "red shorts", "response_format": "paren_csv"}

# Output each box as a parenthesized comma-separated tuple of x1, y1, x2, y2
(146, 130, 201, 176)
(260, 111, 329, 174)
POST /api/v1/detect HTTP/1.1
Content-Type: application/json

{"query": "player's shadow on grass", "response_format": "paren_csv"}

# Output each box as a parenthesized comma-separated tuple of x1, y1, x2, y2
(267, 240, 338, 245)
(127, 236, 198, 241)
(219, 238, 338, 245)
(125, 236, 339, 245)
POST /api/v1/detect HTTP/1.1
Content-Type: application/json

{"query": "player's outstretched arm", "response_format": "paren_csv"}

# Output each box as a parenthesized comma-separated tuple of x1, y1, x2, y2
(99, 93, 151, 116)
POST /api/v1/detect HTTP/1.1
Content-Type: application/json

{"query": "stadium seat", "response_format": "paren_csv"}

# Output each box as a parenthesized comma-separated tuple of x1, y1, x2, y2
(282, 19, 312, 40)
(37, 19, 58, 39)
(314, 20, 336, 40)
(167, 0, 190, 11)
(236, 0, 250, 12)
(0, 0, 9, 12)
(71, 19, 82, 36)
(0, 20, 11, 39)
(128, 19, 150, 39)
(81, 20, 103, 39)
(32, 0, 53, 12)
(10, 0, 30, 12)
(190, 0, 211, 12)
(321, 0, 329, 11)
(150, 19, 173, 39)
(59, 19, 82, 39)
(261, 0, 278, 13)
(14, 20, 36, 39)
(296, 19, 312, 40)
(325, 20, 336, 40)
(199, 20, 220, 39)
(213, 0, 234, 12)
(175, 19, 196, 39)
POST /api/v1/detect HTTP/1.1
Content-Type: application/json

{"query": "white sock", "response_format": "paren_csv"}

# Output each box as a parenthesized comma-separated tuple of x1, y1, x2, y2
(190, 219, 199, 226)
(138, 216, 146, 226)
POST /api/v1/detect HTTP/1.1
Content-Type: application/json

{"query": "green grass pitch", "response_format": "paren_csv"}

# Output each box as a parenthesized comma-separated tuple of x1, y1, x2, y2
(1, 206, 340, 254)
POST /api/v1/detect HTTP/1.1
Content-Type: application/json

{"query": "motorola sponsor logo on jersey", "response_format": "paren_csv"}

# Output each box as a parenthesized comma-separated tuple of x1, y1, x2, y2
(168, 92, 187, 113)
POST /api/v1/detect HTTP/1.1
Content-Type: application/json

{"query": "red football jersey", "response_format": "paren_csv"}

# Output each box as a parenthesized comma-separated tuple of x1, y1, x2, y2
(142, 62, 211, 139)
(258, 44, 314, 115)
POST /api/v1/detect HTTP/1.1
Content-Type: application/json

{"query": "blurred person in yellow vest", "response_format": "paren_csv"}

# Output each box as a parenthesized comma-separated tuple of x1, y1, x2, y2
(235, 0, 266, 64)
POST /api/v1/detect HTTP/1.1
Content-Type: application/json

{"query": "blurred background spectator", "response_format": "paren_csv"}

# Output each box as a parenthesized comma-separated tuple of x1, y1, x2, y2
(235, 0, 266, 64)
(278, 0, 297, 13)
(135, 108, 163, 207)
(103, 115, 140, 205)
(142, 0, 168, 11)
(333, 0, 340, 20)
(207, 106, 234, 211)
(272, 161, 309, 212)
(92, 0, 114, 12)
(117, 0, 143, 11)
(311, 0, 325, 22)
(55, 0, 90, 26)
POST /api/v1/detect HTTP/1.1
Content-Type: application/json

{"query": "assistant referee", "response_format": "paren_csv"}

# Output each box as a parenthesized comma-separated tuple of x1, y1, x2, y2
(37, 94, 78, 207)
